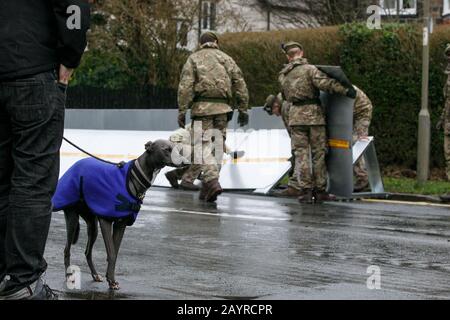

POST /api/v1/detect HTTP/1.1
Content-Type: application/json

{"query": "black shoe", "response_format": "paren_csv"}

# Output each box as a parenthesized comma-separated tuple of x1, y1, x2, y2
(180, 181, 200, 191)
(0, 276, 58, 300)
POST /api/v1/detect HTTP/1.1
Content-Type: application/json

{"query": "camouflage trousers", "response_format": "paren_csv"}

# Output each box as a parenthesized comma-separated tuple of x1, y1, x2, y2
(288, 151, 301, 190)
(290, 125, 327, 191)
(192, 114, 228, 183)
(169, 165, 202, 183)
(353, 118, 370, 184)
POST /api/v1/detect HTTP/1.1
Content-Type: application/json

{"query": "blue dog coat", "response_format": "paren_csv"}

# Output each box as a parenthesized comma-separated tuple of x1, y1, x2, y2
(52, 158, 142, 225)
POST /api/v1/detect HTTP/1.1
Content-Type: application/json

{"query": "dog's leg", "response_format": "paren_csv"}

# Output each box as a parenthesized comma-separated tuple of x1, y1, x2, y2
(98, 218, 120, 290)
(84, 215, 103, 282)
(110, 220, 127, 286)
(64, 207, 80, 274)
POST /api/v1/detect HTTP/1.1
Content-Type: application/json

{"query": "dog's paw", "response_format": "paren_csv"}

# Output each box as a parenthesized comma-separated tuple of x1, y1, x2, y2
(107, 280, 120, 290)
(92, 274, 103, 282)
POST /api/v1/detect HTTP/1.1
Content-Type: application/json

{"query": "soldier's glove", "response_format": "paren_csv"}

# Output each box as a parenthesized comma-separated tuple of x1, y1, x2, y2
(346, 87, 357, 99)
(436, 119, 443, 131)
(226, 111, 234, 122)
(238, 111, 249, 127)
(178, 113, 186, 128)
(228, 150, 245, 159)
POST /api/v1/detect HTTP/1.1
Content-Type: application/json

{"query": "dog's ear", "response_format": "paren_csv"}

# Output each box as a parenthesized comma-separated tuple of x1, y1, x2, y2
(145, 141, 153, 152)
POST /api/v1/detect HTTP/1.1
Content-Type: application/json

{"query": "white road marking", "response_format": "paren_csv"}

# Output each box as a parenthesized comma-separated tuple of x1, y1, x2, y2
(362, 199, 450, 208)
(140, 205, 291, 222)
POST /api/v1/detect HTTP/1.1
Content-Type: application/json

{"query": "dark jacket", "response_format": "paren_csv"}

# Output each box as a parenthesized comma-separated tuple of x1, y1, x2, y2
(0, 0, 90, 80)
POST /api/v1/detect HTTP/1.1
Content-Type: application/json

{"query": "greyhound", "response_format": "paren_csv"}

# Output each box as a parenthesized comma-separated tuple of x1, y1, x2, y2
(52, 140, 183, 290)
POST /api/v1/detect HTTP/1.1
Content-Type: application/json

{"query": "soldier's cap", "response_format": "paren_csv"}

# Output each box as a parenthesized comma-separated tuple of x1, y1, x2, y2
(281, 41, 303, 54)
(263, 94, 278, 115)
(200, 31, 219, 45)
(445, 43, 450, 56)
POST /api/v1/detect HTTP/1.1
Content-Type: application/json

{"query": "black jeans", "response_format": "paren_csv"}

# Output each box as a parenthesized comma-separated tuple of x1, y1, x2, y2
(0, 70, 65, 293)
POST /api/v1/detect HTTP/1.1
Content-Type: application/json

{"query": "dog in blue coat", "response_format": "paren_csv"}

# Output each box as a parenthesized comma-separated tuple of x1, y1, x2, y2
(53, 139, 183, 290)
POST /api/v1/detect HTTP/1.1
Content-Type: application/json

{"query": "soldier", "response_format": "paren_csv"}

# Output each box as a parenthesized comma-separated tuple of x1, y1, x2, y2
(437, 44, 450, 202)
(353, 85, 373, 192)
(278, 41, 356, 204)
(178, 32, 249, 202)
(165, 124, 202, 191)
(263, 94, 301, 197)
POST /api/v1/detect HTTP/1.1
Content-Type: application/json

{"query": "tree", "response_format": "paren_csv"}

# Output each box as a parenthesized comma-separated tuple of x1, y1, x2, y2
(86, 0, 198, 88)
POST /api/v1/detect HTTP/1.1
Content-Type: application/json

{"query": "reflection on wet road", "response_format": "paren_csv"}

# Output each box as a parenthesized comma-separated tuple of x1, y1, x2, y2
(45, 188, 450, 300)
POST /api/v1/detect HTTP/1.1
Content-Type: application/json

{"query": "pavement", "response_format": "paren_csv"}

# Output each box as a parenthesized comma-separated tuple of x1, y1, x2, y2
(44, 188, 450, 300)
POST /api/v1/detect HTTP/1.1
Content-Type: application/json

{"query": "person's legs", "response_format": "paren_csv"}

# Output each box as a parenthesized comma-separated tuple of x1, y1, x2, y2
(212, 114, 228, 176)
(288, 152, 301, 190)
(194, 116, 219, 184)
(2, 71, 65, 295)
(291, 126, 312, 190)
(181, 164, 202, 183)
(353, 119, 370, 190)
(310, 126, 330, 199)
(0, 86, 13, 283)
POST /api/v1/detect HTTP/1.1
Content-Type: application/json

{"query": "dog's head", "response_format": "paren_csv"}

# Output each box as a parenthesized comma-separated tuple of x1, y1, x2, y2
(144, 139, 187, 169)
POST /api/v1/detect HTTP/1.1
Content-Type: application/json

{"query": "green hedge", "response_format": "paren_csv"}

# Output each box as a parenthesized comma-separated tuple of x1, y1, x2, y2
(221, 23, 450, 169)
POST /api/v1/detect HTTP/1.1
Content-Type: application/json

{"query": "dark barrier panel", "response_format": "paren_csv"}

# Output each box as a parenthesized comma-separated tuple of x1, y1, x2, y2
(66, 86, 178, 109)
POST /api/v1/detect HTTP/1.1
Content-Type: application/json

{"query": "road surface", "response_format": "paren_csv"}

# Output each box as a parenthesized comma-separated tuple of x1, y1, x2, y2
(43, 188, 450, 300)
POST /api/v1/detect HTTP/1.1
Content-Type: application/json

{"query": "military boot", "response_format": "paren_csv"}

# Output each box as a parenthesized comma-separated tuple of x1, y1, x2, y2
(165, 171, 179, 189)
(274, 186, 302, 198)
(199, 183, 207, 200)
(205, 179, 223, 203)
(314, 190, 337, 203)
(180, 180, 200, 191)
(298, 189, 313, 204)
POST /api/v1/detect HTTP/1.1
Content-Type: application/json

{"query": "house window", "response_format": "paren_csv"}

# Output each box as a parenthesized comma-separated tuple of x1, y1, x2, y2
(176, 20, 189, 48)
(444, 0, 450, 16)
(379, 0, 417, 15)
(201, 0, 217, 30)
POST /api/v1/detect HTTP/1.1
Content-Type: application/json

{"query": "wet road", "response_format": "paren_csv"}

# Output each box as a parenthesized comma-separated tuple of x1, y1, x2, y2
(44, 188, 450, 300)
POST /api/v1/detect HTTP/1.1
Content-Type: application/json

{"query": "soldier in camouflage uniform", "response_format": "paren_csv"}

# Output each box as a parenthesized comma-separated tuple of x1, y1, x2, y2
(178, 32, 249, 202)
(353, 86, 373, 192)
(263, 93, 301, 197)
(165, 124, 202, 191)
(278, 42, 356, 204)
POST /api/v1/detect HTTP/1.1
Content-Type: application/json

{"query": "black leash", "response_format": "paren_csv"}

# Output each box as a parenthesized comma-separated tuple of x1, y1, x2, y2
(63, 137, 126, 168)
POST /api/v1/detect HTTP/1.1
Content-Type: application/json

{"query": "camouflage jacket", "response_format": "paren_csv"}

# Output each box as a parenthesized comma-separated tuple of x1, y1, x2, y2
(353, 86, 373, 123)
(278, 58, 349, 126)
(178, 42, 249, 118)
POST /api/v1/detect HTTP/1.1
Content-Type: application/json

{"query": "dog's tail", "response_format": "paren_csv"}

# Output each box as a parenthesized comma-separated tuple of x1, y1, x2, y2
(72, 221, 80, 245)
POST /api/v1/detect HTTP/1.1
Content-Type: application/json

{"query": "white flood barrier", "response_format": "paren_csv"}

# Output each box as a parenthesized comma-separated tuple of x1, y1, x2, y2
(59, 128, 292, 191)
(62, 85, 384, 197)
